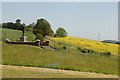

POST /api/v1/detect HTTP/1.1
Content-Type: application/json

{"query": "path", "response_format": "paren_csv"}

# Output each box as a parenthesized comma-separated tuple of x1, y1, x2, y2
(2, 65, 118, 78)
(41, 46, 55, 50)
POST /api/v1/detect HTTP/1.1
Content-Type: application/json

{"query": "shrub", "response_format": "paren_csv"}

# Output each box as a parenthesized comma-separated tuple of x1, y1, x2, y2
(58, 43, 61, 45)
(54, 34, 57, 37)
(81, 49, 86, 53)
(63, 45, 67, 50)
(106, 52, 111, 56)
(99, 52, 104, 55)
(77, 47, 81, 50)
(100, 52, 111, 56)
(36, 34, 44, 41)
(77, 47, 89, 53)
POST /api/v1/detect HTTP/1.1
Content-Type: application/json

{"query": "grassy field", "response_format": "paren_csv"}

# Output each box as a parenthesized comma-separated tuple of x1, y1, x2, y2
(50, 37, 119, 56)
(2, 42, 118, 75)
(1, 28, 118, 76)
(1, 28, 36, 41)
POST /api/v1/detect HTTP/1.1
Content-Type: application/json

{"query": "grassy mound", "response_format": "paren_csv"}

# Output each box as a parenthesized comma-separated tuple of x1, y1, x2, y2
(2, 28, 36, 41)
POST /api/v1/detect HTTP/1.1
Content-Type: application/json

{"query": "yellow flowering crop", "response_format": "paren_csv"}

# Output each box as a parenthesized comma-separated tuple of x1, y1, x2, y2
(50, 36, 119, 56)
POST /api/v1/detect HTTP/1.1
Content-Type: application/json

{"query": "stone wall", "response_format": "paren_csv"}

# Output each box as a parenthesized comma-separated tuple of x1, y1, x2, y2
(5, 39, 50, 46)
(5, 41, 35, 45)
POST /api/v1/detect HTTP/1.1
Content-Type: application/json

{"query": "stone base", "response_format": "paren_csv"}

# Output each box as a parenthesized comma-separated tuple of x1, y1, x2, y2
(20, 36, 27, 42)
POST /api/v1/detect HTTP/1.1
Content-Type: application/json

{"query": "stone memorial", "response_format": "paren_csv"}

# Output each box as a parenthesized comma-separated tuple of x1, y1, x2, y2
(20, 23, 27, 42)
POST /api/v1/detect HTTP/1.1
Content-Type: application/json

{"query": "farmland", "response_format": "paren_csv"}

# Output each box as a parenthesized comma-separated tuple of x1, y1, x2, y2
(50, 37, 119, 56)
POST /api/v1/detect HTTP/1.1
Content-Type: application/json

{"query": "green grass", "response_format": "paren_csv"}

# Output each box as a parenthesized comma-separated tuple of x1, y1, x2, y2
(50, 40, 80, 52)
(1, 28, 36, 41)
(2, 42, 118, 75)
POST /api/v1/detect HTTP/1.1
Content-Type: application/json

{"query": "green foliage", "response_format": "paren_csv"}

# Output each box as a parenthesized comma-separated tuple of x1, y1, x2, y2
(16, 19, 21, 24)
(14, 23, 23, 30)
(2, 42, 118, 75)
(105, 52, 111, 56)
(34, 18, 54, 37)
(2, 19, 23, 30)
(63, 45, 67, 50)
(25, 23, 34, 31)
(36, 33, 44, 41)
(55, 27, 67, 37)
(77, 47, 112, 56)
(33, 29, 43, 35)
(2, 22, 15, 29)
(77, 47, 87, 53)
(2, 19, 34, 31)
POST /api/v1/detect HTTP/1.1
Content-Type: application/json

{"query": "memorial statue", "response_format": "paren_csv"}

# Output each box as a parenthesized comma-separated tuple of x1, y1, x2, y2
(22, 23, 25, 36)
(20, 23, 27, 42)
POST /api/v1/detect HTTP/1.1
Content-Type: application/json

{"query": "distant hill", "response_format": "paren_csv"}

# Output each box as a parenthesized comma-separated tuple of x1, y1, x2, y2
(101, 40, 120, 45)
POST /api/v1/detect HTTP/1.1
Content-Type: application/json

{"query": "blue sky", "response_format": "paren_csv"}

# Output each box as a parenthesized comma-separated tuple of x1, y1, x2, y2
(2, 2, 118, 41)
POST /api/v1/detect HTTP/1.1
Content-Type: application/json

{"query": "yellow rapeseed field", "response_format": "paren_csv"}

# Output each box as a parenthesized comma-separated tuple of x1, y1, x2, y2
(50, 36, 119, 56)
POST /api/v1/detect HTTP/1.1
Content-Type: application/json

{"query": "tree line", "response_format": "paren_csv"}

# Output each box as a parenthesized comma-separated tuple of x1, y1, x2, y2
(2, 18, 68, 41)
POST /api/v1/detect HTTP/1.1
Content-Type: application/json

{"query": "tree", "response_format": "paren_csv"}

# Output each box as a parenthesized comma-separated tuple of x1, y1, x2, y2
(2, 23, 7, 28)
(55, 27, 67, 37)
(36, 33, 44, 41)
(2, 22, 15, 29)
(33, 29, 43, 35)
(14, 19, 23, 30)
(16, 19, 21, 24)
(34, 18, 54, 37)
(7, 22, 15, 29)
(25, 23, 34, 31)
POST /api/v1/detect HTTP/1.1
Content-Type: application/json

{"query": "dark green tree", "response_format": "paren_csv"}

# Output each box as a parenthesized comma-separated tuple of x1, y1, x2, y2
(2, 22, 15, 29)
(33, 29, 44, 35)
(14, 19, 22, 30)
(34, 18, 54, 37)
(25, 23, 34, 31)
(16, 19, 21, 24)
(55, 27, 67, 37)
(2, 23, 7, 28)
